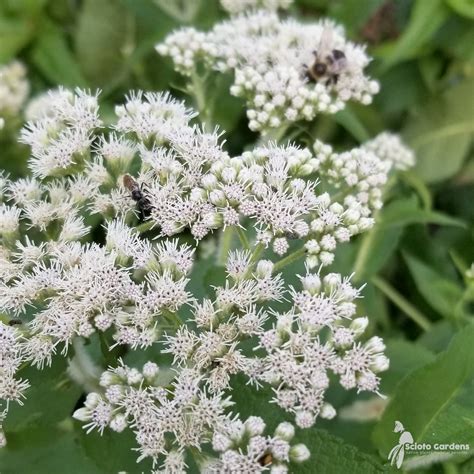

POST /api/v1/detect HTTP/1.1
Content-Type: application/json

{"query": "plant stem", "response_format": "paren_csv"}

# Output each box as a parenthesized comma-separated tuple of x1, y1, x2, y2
(218, 226, 234, 266)
(236, 226, 251, 250)
(189, 70, 213, 131)
(353, 226, 377, 281)
(371, 276, 432, 331)
(259, 124, 289, 145)
(272, 247, 306, 273)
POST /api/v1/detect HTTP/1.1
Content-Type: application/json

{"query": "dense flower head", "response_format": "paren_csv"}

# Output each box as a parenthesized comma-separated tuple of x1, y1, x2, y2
(73, 360, 308, 471)
(220, 0, 293, 14)
(157, 11, 379, 131)
(0, 78, 409, 469)
(20, 88, 101, 178)
(362, 132, 415, 171)
(0, 61, 29, 121)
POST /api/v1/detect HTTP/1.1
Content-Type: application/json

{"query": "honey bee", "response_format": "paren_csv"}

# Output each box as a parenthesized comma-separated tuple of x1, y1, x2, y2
(306, 27, 347, 86)
(258, 452, 273, 467)
(8, 318, 22, 326)
(123, 174, 151, 214)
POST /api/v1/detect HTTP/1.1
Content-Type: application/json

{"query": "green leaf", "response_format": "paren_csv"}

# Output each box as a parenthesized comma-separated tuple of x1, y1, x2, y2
(418, 320, 456, 352)
(3, 356, 82, 432)
(446, 0, 474, 18)
(353, 197, 464, 280)
(75, 425, 152, 473)
(373, 323, 474, 462)
(378, 197, 466, 229)
(0, 424, 101, 474)
(334, 106, 371, 142)
(294, 429, 391, 474)
(30, 21, 87, 87)
(0, 17, 33, 62)
(75, 0, 132, 88)
(380, 0, 449, 71)
(353, 224, 403, 280)
(381, 339, 435, 394)
(403, 79, 474, 183)
(403, 252, 464, 319)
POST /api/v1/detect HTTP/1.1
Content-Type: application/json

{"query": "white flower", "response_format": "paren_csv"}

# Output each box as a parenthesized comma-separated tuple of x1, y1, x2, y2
(0, 61, 29, 119)
(220, 0, 293, 14)
(20, 88, 101, 178)
(363, 132, 415, 170)
(158, 13, 378, 131)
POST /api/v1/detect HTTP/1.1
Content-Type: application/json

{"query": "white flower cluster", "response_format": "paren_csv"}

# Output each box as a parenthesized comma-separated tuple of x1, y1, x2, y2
(20, 88, 101, 178)
(220, 0, 293, 14)
(256, 273, 388, 428)
(0, 323, 29, 412)
(73, 361, 307, 472)
(0, 61, 29, 123)
(162, 253, 388, 433)
(0, 84, 405, 469)
(363, 132, 415, 171)
(0, 230, 194, 366)
(157, 11, 379, 131)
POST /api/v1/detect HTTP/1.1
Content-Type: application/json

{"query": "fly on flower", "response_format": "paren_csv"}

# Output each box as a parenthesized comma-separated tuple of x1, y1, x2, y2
(122, 174, 151, 215)
(307, 27, 348, 86)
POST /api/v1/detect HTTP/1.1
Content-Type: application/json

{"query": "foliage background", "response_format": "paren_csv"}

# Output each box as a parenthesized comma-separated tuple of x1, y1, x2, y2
(0, 0, 473, 473)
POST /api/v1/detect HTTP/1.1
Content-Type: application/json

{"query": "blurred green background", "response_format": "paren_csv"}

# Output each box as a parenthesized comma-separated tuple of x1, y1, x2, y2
(0, 0, 473, 473)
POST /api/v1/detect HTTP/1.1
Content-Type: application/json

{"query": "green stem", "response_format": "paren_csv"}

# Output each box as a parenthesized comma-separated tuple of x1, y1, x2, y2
(218, 226, 235, 266)
(236, 226, 251, 251)
(250, 243, 265, 263)
(372, 276, 432, 331)
(189, 71, 213, 131)
(272, 247, 306, 273)
(353, 226, 377, 281)
(259, 124, 289, 145)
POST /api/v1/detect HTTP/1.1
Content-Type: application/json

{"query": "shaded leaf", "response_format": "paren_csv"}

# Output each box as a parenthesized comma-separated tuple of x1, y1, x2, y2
(31, 21, 87, 86)
(75, 0, 131, 88)
(403, 79, 474, 183)
(0, 424, 100, 474)
(0, 17, 33, 62)
(381, 339, 435, 394)
(373, 324, 474, 461)
(446, 0, 474, 18)
(403, 252, 464, 319)
(380, 0, 449, 71)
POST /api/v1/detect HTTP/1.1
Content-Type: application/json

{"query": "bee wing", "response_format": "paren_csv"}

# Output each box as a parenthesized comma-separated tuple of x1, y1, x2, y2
(123, 174, 138, 191)
(318, 26, 334, 57)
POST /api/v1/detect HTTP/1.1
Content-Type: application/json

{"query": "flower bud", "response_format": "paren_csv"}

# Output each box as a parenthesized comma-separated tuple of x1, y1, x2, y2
(320, 403, 336, 419)
(244, 416, 265, 436)
(256, 260, 273, 278)
(370, 354, 390, 373)
(72, 407, 91, 422)
(365, 336, 386, 354)
(301, 274, 321, 295)
(275, 422, 295, 441)
(350, 317, 369, 336)
(142, 361, 159, 380)
(110, 414, 127, 432)
(290, 444, 310, 463)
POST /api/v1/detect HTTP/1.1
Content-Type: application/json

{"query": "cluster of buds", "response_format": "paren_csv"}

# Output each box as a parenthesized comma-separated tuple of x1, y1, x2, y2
(157, 11, 379, 131)
(220, 0, 293, 14)
(0, 61, 29, 126)
(73, 360, 309, 472)
(253, 272, 389, 428)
